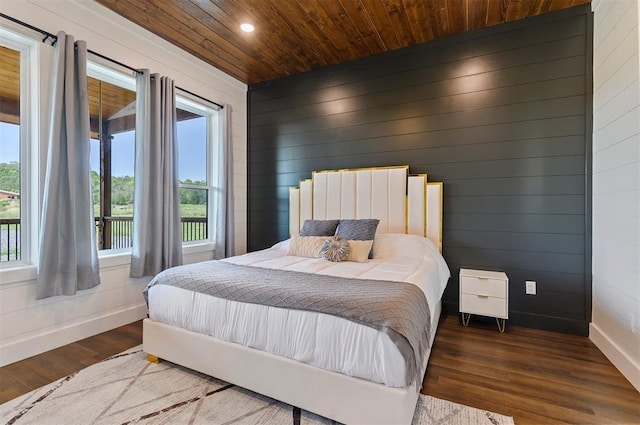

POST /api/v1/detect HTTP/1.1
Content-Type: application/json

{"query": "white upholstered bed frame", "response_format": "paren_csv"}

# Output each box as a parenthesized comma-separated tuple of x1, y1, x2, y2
(143, 166, 444, 425)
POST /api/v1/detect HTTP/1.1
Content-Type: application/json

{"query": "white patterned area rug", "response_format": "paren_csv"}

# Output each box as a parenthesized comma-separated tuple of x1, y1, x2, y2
(0, 347, 514, 425)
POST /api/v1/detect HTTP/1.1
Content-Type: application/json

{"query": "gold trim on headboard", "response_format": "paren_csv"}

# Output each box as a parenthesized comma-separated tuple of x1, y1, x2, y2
(313, 165, 410, 174)
(289, 166, 443, 253)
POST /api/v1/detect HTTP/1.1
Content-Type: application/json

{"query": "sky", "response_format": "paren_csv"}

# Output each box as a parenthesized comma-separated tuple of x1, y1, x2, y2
(0, 122, 19, 163)
(1, 116, 208, 182)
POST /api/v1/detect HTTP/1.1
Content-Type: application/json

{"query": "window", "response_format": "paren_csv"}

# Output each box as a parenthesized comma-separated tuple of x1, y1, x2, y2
(87, 62, 136, 251)
(0, 45, 20, 262)
(0, 30, 36, 266)
(87, 66, 218, 249)
(0, 26, 218, 270)
(176, 98, 218, 244)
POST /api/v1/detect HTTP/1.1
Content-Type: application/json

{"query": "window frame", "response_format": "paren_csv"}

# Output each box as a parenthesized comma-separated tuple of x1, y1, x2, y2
(175, 95, 218, 246)
(0, 26, 38, 270)
(87, 60, 137, 255)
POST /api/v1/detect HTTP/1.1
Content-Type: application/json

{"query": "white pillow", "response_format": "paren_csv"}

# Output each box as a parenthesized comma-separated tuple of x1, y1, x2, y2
(371, 234, 393, 259)
(287, 235, 326, 258)
(347, 240, 374, 262)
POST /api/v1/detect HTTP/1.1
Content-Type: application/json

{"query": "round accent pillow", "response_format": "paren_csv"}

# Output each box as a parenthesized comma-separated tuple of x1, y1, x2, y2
(320, 236, 351, 262)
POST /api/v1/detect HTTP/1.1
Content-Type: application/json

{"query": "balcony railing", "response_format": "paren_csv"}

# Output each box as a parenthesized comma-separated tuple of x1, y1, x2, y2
(0, 216, 207, 262)
(0, 218, 20, 262)
(97, 216, 208, 250)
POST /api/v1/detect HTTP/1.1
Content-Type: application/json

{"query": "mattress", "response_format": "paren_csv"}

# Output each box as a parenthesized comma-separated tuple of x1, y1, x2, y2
(147, 233, 450, 387)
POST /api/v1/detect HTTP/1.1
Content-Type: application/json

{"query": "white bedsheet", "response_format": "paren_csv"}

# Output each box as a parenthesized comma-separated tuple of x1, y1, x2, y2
(148, 233, 450, 387)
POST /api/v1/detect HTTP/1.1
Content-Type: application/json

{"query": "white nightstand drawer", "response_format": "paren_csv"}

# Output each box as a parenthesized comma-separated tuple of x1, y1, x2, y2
(460, 276, 507, 298)
(460, 293, 508, 319)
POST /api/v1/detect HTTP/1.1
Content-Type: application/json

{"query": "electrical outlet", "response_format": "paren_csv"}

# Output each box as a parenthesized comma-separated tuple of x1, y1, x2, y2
(525, 280, 536, 295)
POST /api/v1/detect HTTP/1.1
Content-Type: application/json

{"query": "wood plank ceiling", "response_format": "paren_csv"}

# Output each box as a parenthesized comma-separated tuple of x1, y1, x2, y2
(96, 0, 590, 85)
(0, 46, 19, 124)
(0, 44, 136, 129)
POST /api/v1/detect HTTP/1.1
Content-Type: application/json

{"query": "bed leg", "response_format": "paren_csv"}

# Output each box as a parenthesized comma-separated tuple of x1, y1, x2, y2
(147, 354, 161, 364)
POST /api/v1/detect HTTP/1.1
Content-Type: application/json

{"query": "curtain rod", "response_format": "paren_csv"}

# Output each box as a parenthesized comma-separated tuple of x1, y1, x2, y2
(0, 12, 57, 45)
(90, 52, 224, 109)
(175, 86, 223, 110)
(0, 13, 224, 109)
(87, 49, 139, 74)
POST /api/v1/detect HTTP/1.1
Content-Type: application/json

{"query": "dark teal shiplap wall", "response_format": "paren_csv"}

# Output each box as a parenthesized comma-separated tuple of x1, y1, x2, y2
(247, 5, 593, 335)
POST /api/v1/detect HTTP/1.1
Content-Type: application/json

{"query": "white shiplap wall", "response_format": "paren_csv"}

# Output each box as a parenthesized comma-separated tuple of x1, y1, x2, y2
(0, 0, 247, 366)
(591, 0, 640, 391)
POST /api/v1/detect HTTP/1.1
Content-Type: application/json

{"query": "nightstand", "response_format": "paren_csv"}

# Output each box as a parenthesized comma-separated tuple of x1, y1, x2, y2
(459, 268, 509, 332)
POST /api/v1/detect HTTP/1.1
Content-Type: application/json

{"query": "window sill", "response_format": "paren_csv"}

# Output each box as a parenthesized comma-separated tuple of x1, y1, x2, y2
(0, 243, 215, 286)
(0, 263, 37, 286)
(183, 241, 215, 256)
(98, 250, 132, 269)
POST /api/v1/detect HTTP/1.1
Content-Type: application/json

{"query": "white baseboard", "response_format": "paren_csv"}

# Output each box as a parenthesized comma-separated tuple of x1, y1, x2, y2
(589, 323, 640, 392)
(0, 304, 147, 367)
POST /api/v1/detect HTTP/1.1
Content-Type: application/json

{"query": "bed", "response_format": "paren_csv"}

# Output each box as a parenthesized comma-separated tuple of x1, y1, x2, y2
(143, 166, 449, 425)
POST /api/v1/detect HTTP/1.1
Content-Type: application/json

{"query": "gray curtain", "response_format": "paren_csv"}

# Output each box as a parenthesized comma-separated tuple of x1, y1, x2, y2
(213, 105, 235, 259)
(130, 71, 182, 277)
(36, 32, 100, 299)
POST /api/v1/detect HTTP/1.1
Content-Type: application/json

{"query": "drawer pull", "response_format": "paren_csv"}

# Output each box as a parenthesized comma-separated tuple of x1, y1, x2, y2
(477, 276, 489, 280)
(477, 295, 489, 298)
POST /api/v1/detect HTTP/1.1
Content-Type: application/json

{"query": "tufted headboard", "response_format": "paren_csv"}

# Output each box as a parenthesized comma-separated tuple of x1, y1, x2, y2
(289, 166, 443, 252)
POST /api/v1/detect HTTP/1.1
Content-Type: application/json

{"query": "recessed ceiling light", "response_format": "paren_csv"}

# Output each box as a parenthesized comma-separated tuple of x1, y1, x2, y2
(240, 23, 255, 33)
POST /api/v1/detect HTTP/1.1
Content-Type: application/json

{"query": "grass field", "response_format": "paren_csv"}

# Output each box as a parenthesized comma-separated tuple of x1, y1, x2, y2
(0, 203, 19, 219)
(2, 203, 206, 219)
(107, 204, 206, 217)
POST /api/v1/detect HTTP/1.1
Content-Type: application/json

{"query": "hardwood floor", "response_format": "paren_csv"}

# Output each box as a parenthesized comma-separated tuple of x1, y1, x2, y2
(0, 321, 142, 405)
(424, 315, 640, 424)
(1, 316, 638, 424)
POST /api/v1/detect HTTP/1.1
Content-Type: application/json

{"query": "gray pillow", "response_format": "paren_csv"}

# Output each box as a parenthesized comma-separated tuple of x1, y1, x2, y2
(300, 219, 340, 236)
(336, 219, 379, 240)
(336, 219, 380, 258)
(320, 236, 351, 262)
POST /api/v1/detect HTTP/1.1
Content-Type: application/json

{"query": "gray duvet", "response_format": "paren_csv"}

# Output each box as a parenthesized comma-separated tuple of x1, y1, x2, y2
(143, 260, 431, 386)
